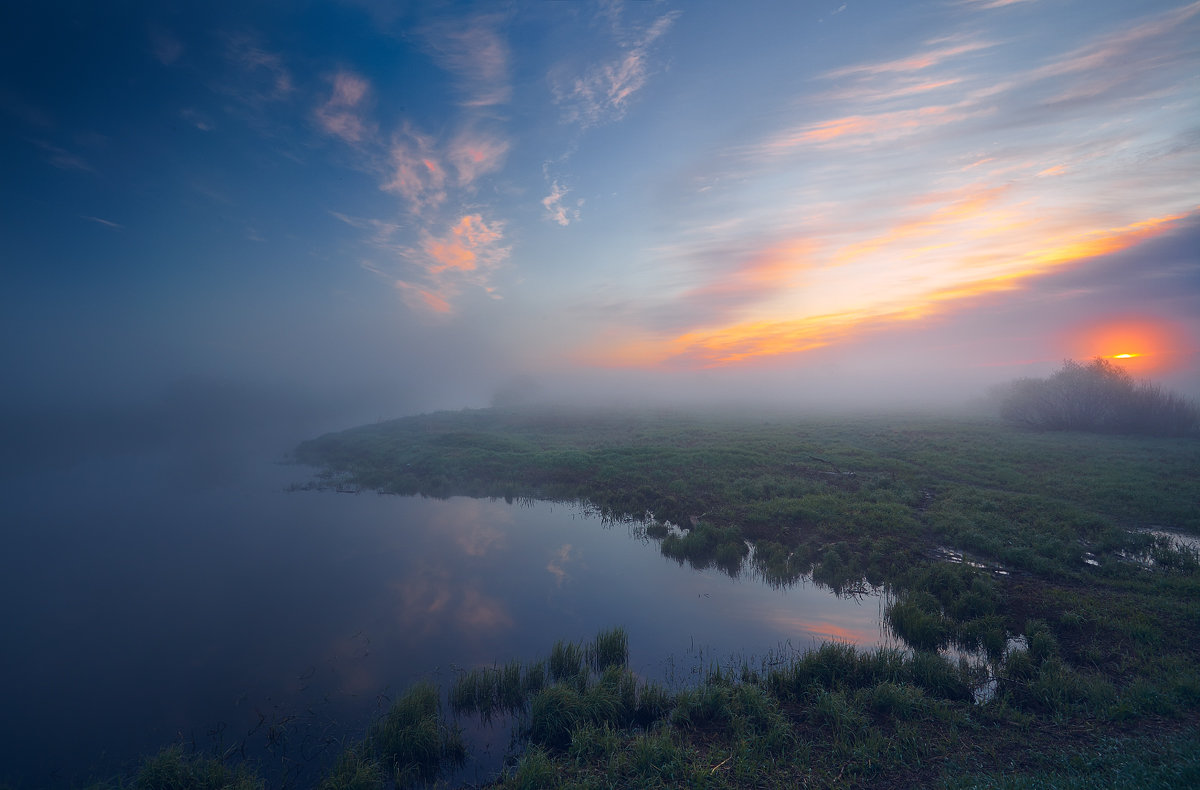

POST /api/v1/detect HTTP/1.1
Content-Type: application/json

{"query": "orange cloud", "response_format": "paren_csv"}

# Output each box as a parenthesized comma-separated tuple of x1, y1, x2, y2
(761, 104, 971, 152)
(753, 610, 880, 646)
(830, 185, 1010, 267)
(546, 544, 574, 587)
(395, 280, 452, 313)
(682, 239, 817, 306)
(824, 40, 991, 78)
(590, 211, 1189, 369)
(821, 77, 963, 103)
(423, 214, 506, 274)
(448, 132, 510, 186)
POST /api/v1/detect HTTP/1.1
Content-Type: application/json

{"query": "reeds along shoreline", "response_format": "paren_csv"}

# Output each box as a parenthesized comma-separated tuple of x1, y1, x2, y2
(111, 621, 1198, 789)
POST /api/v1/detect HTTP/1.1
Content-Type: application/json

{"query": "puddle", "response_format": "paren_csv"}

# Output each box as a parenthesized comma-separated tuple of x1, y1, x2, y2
(942, 636, 1027, 705)
(1118, 527, 1200, 568)
(934, 546, 1009, 575)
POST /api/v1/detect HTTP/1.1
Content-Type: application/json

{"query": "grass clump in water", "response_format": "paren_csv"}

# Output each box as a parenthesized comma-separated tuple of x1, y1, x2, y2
(132, 747, 264, 790)
(318, 750, 384, 790)
(548, 639, 586, 686)
(588, 626, 629, 672)
(361, 682, 465, 788)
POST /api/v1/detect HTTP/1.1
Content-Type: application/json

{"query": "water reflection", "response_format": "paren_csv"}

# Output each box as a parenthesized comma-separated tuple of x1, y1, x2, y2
(1, 454, 892, 787)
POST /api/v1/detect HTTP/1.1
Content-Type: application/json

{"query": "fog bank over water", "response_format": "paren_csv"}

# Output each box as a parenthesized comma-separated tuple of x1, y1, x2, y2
(0, 368, 990, 484)
(6, 340, 1196, 483)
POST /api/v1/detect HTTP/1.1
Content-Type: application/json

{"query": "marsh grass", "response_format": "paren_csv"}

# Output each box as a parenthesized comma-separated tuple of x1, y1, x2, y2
(548, 639, 586, 686)
(588, 627, 629, 672)
(132, 747, 264, 790)
(92, 616, 1198, 790)
(318, 749, 383, 790)
(300, 681, 465, 790)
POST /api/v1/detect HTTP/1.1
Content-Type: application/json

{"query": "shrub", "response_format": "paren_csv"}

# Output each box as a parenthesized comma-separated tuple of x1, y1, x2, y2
(997, 358, 1200, 437)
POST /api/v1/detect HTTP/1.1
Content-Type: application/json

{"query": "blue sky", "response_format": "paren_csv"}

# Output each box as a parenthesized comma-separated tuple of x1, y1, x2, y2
(2, 0, 1198, 417)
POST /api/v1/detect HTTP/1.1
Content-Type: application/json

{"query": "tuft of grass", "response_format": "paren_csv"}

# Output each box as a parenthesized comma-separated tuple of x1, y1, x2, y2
(505, 745, 557, 790)
(133, 746, 264, 790)
(548, 640, 586, 686)
(363, 682, 465, 788)
(528, 684, 584, 750)
(588, 626, 629, 672)
(318, 749, 384, 790)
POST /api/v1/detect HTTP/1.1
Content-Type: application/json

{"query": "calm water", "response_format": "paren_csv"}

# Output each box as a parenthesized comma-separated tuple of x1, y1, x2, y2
(0, 441, 890, 787)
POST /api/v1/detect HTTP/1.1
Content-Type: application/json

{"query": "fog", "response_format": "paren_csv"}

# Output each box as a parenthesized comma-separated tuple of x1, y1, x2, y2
(4, 0, 1198, 477)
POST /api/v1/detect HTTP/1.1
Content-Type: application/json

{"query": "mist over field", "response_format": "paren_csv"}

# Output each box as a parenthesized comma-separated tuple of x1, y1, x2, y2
(3, 0, 1198, 459)
(3, 1, 1199, 787)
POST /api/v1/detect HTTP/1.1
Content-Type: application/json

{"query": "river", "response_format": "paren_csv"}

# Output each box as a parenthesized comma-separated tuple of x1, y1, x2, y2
(0, 435, 891, 787)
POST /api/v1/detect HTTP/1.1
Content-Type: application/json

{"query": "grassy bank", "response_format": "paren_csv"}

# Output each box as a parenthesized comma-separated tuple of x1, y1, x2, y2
(291, 406, 1200, 785)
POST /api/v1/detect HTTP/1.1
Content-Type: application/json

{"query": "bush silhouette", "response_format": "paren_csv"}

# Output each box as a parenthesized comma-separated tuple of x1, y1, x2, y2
(997, 358, 1199, 437)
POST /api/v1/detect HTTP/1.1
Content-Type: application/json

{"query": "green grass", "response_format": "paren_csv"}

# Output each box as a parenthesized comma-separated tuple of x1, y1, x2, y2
(131, 747, 265, 790)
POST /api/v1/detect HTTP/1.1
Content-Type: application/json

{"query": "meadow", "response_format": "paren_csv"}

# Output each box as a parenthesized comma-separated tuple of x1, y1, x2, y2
(69, 406, 1200, 788)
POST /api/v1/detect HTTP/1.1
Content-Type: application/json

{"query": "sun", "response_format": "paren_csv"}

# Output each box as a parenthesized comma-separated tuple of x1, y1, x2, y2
(1063, 318, 1182, 375)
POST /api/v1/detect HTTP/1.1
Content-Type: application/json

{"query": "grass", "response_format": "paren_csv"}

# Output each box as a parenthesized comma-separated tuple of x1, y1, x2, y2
(130, 747, 265, 790)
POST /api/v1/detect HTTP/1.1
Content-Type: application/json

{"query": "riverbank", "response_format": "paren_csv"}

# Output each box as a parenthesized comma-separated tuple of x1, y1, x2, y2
(291, 405, 1200, 787)
(40, 405, 1199, 788)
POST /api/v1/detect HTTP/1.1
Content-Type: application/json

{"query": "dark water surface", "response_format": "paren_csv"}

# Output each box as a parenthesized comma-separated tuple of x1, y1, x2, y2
(1, 442, 888, 787)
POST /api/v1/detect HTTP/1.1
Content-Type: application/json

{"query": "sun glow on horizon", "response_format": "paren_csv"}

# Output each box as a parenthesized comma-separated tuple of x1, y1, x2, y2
(1065, 318, 1187, 376)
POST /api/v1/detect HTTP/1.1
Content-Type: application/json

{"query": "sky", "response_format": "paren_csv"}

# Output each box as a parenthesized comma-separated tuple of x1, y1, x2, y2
(2, 0, 1198, 424)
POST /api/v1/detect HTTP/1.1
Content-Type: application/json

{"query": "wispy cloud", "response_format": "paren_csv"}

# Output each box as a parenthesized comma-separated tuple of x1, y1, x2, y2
(420, 214, 508, 276)
(81, 215, 122, 229)
(552, 9, 680, 126)
(222, 33, 293, 104)
(541, 180, 580, 226)
(149, 27, 183, 65)
(356, 212, 511, 315)
(755, 102, 976, 153)
(382, 126, 447, 212)
(824, 39, 992, 79)
(546, 544, 574, 587)
(394, 280, 453, 314)
(330, 211, 402, 246)
(33, 140, 94, 172)
(314, 70, 373, 144)
(1023, 1, 1200, 104)
(819, 77, 963, 104)
(179, 108, 214, 131)
(421, 16, 511, 108)
(955, 0, 1040, 10)
(446, 130, 509, 186)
